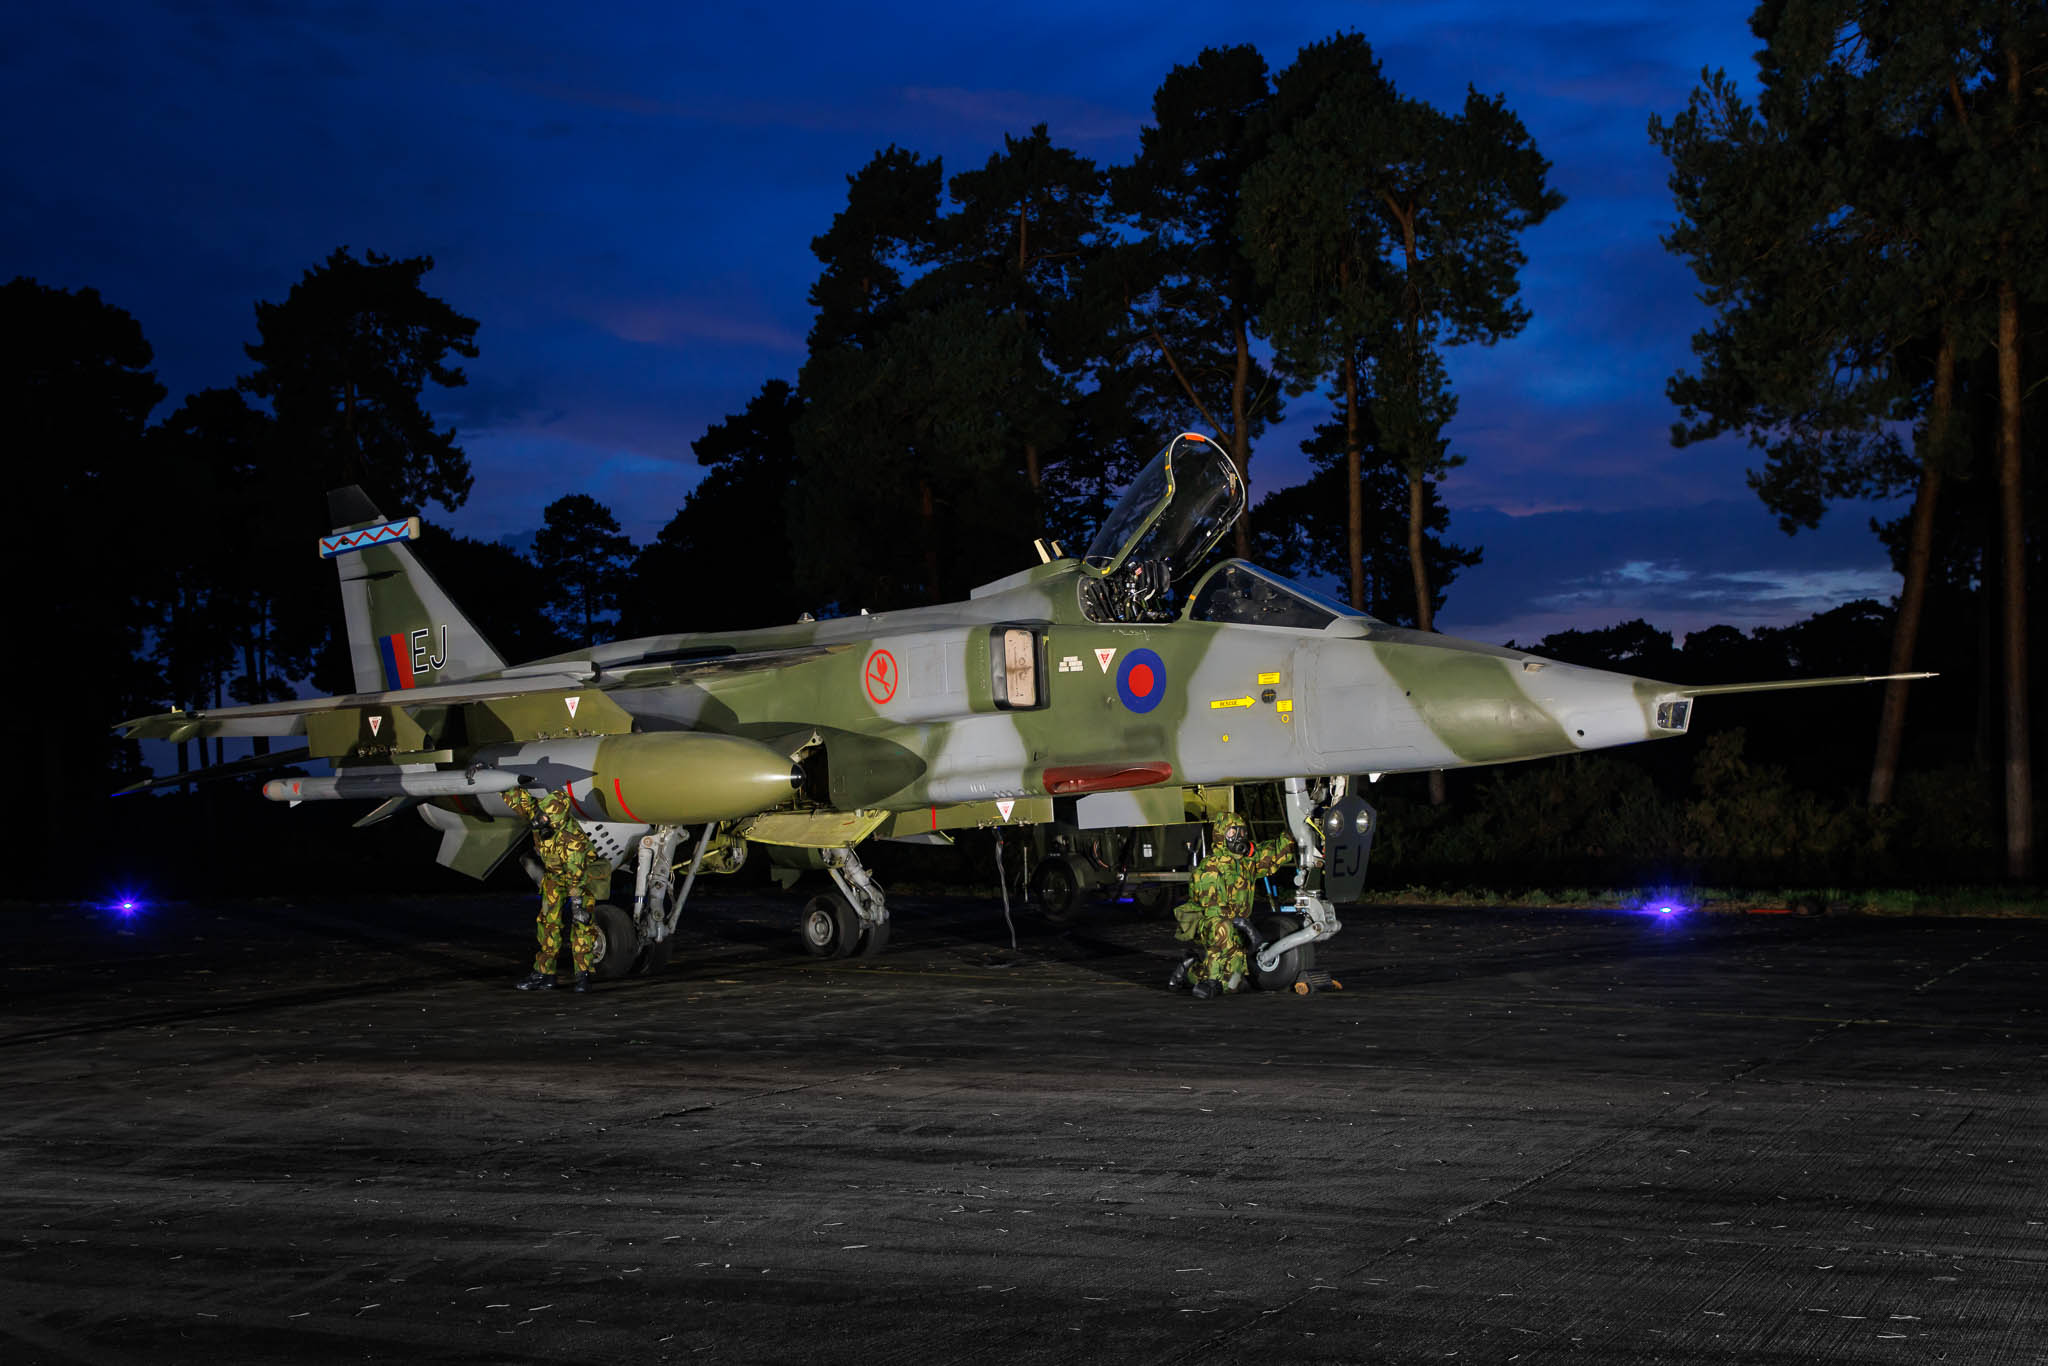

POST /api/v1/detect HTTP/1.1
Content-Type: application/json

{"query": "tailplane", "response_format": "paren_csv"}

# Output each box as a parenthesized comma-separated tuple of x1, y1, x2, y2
(323, 487, 506, 691)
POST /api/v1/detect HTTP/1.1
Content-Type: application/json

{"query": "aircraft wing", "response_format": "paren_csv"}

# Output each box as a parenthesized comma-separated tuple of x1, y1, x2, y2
(114, 645, 846, 742)
(114, 672, 603, 741)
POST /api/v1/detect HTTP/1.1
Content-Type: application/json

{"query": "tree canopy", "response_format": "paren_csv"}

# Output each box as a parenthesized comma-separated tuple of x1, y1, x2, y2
(1653, 0, 2046, 872)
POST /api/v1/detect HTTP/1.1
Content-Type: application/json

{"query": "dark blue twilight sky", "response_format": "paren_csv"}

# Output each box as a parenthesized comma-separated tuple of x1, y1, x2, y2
(2, 1, 1904, 645)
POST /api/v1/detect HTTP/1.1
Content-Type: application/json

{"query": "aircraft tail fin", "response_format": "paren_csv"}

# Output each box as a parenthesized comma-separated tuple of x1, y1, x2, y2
(322, 487, 507, 691)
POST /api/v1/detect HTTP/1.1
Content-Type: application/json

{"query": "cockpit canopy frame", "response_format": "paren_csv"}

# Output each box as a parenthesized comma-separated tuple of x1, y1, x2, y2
(1080, 432, 1245, 582)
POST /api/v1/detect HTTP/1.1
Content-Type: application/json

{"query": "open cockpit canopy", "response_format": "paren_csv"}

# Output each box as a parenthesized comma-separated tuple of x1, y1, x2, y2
(1081, 432, 1245, 581)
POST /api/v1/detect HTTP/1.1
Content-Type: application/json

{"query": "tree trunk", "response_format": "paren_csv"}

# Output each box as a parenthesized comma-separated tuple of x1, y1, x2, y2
(1995, 274, 2032, 878)
(1869, 325, 1952, 807)
(1413, 472, 1447, 807)
(1389, 198, 1435, 635)
(1407, 474, 1435, 634)
(1230, 315, 1252, 559)
(1343, 343, 1364, 612)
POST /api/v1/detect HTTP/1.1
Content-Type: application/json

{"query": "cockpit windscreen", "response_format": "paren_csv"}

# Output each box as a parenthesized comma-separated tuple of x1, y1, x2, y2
(1188, 561, 1380, 630)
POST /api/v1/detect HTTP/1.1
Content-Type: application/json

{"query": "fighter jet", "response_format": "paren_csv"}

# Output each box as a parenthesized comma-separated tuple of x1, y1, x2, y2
(118, 433, 1927, 984)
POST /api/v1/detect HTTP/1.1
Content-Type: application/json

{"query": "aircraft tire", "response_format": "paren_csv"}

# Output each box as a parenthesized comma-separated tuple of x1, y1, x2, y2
(589, 903, 640, 981)
(1032, 857, 1085, 924)
(801, 893, 859, 958)
(1250, 913, 1316, 992)
(856, 915, 891, 957)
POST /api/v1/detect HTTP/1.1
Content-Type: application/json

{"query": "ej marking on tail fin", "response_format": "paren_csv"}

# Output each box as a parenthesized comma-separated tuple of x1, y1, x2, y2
(378, 626, 449, 689)
(411, 625, 448, 673)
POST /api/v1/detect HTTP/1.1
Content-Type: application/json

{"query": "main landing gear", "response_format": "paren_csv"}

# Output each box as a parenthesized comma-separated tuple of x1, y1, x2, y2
(801, 846, 890, 959)
(622, 822, 748, 975)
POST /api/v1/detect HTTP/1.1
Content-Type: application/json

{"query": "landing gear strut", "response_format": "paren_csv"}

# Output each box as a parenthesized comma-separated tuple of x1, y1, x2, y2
(1263, 776, 1376, 978)
(807, 845, 889, 958)
(620, 822, 746, 976)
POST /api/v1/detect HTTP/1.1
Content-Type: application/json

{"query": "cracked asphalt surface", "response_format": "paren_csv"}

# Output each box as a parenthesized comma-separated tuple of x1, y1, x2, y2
(5, 891, 2045, 1364)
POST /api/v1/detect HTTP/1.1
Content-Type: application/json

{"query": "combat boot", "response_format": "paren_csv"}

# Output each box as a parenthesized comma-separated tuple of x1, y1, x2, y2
(573, 971, 591, 994)
(515, 970, 555, 991)
(1166, 956, 1197, 991)
(1191, 978, 1222, 1000)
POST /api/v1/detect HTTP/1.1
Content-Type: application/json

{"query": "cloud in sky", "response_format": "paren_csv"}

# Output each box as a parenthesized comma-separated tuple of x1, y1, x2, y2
(1435, 498, 1904, 647)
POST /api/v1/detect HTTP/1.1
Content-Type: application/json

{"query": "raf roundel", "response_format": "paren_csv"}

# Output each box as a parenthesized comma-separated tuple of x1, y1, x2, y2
(1116, 647, 1167, 713)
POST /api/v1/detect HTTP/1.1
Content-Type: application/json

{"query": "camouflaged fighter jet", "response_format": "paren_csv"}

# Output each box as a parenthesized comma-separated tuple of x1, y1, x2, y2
(118, 432, 1929, 985)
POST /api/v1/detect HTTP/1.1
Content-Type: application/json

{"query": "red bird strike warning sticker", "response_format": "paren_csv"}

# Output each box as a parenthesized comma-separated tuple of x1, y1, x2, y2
(865, 649, 899, 704)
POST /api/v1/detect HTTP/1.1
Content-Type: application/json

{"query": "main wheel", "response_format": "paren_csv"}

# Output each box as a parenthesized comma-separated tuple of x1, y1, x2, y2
(587, 903, 640, 981)
(801, 893, 859, 958)
(1032, 856, 1085, 924)
(855, 914, 891, 957)
(1250, 912, 1317, 992)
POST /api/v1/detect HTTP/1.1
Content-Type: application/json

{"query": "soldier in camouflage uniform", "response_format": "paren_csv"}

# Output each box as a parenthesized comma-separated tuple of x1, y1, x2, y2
(1170, 811, 1295, 999)
(505, 785, 600, 993)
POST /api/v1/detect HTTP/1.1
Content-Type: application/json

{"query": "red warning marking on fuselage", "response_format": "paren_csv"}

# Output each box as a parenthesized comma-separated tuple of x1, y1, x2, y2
(865, 649, 899, 704)
(368, 715, 382, 737)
